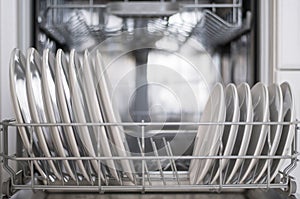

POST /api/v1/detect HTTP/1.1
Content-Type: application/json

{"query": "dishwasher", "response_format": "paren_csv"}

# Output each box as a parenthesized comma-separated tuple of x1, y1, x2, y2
(0, 0, 299, 198)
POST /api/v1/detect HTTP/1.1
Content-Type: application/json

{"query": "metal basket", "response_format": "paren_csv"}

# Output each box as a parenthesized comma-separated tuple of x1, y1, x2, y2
(0, 120, 298, 197)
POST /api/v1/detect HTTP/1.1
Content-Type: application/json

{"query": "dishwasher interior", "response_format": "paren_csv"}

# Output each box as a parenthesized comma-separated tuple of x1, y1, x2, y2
(0, 0, 299, 198)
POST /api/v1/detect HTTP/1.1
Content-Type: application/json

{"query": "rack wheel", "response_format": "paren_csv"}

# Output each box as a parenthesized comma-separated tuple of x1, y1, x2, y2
(288, 179, 297, 196)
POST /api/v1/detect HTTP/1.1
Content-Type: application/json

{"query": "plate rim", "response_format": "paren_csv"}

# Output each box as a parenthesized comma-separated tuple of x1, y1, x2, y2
(94, 50, 135, 182)
(211, 83, 240, 183)
(69, 49, 105, 181)
(25, 48, 62, 181)
(269, 81, 295, 182)
(239, 82, 269, 183)
(55, 49, 90, 181)
(9, 48, 47, 179)
(253, 83, 284, 183)
(225, 82, 253, 184)
(82, 50, 120, 182)
(189, 82, 226, 184)
(41, 49, 77, 181)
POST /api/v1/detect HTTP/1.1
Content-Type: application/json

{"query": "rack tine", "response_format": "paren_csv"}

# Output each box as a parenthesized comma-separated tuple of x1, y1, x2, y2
(208, 157, 217, 183)
(137, 137, 151, 186)
(42, 157, 50, 184)
(81, 143, 94, 185)
(250, 163, 259, 183)
(96, 126, 103, 190)
(86, 155, 94, 186)
(266, 124, 272, 187)
(30, 126, 49, 184)
(283, 123, 298, 176)
(60, 126, 79, 184)
(218, 134, 224, 190)
(70, 157, 79, 185)
(162, 137, 175, 175)
(150, 137, 166, 185)
(55, 156, 64, 184)
(30, 156, 35, 189)
(166, 140, 180, 185)
(223, 160, 230, 184)
(237, 159, 245, 183)
(141, 120, 145, 191)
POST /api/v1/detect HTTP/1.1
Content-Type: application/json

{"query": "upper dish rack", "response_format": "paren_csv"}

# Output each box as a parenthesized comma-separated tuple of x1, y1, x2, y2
(0, 120, 298, 198)
(38, 0, 250, 51)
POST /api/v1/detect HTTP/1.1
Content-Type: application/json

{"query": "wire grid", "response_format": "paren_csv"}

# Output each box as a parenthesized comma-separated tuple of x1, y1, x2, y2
(38, 0, 243, 50)
(0, 120, 298, 194)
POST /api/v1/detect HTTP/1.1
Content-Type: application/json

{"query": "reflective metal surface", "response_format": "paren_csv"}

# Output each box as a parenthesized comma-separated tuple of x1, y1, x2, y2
(90, 29, 221, 170)
(91, 29, 220, 125)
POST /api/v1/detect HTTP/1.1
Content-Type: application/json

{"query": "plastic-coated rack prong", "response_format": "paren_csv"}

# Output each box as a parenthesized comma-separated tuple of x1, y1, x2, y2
(2, 120, 17, 183)
(137, 137, 151, 186)
(150, 137, 166, 185)
(141, 120, 145, 192)
(223, 160, 230, 184)
(219, 129, 224, 192)
(209, 157, 217, 183)
(237, 158, 245, 184)
(0, 120, 2, 198)
(166, 141, 180, 185)
(250, 162, 259, 184)
(283, 123, 299, 177)
(96, 126, 103, 193)
(162, 137, 175, 177)
(267, 123, 272, 189)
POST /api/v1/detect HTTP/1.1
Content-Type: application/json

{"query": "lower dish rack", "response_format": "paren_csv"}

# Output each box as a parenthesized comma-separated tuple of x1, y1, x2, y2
(0, 120, 299, 198)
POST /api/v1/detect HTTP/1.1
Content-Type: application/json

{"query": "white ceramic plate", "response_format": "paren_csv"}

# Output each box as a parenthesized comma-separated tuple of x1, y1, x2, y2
(189, 83, 226, 184)
(253, 83, 283, 183)
(267, 82, 295, 182)
(95, 50, 135, 182)
(26, 48, 61, 180)
(240, 82, 269, 183)
(82, 50, 120, 182)
(41, 49, 76, 181)
(9, 48, 47, 179)
(226, 82, 253, 184)
(211, 83, 240, 183)
(69, 49, 105, 181)
(55, 49, 90, 181)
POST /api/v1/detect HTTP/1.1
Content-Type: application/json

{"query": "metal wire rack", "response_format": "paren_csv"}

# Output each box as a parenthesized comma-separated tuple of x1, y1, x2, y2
(193, 10, 251, 47)
(37, 0, 248, 51)
(0, 120, 298, 198)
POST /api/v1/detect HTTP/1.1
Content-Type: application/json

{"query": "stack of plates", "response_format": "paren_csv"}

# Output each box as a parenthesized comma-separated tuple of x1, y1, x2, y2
(10, 48, 135, 183)
(189, 82, 295, 184)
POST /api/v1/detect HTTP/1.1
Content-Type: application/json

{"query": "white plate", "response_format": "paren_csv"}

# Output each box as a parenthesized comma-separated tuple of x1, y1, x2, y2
(41, 49, 76, 181)
(9, 48, 47, 179)
(211, 83, 240, 183)
(267, 82, 295, 182)
(226, 82, 253, 184)
(25, 48, 61, 180)
(253, 83, 283, 183)
(55, 49, 90, 181)
(82, 50, 120, 182)
(240, 82, 269, 183)
(189, 83, 226, 184)
(95, 50, 135, 182)
(69, 49, 105, 181)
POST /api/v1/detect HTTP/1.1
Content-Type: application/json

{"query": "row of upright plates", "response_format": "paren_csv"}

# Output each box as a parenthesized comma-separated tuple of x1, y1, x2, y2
(9, 48, 295, 185)
(10, 48, 135, 183)
(189, 82, 295, 184)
